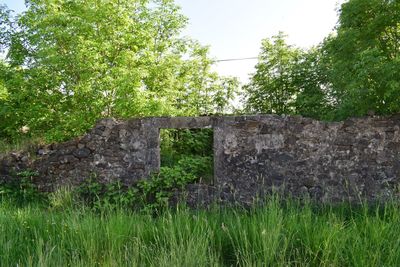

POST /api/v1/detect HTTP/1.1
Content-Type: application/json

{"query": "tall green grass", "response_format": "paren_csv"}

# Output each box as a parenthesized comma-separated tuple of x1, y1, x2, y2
(1, 198, 400, 266)
(0, 137, 45, 154)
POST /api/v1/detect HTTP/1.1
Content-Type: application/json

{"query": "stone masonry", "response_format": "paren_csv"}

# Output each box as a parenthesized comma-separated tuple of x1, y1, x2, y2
(1, 114, 400, 204)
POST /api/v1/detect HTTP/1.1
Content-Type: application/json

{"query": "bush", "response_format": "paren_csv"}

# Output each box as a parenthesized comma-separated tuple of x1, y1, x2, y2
(0, 170, 47, 206)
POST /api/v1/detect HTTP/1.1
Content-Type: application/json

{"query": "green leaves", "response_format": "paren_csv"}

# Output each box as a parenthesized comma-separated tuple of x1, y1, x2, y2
(0, 80, 8, 101)
(244, 32, 301, 115)
(324, 0, 400, 119)
(0, 0, 238, 143)
(244, 33, 332, 119)
(245, 0, 400, 121)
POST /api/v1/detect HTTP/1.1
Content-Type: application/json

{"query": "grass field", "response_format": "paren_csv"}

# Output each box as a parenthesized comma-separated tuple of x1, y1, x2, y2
(1, 197, 400, 267)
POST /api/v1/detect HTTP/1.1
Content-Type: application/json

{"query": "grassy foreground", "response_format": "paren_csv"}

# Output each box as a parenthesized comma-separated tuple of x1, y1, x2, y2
(1, 198, 400, 267)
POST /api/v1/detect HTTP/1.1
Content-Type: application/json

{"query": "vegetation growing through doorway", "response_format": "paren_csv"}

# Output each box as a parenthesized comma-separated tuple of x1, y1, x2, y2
(160, 128, 214, 184)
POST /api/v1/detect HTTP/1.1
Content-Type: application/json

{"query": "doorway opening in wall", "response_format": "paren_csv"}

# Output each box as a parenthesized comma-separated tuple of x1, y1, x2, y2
(160, 128, 214, 185)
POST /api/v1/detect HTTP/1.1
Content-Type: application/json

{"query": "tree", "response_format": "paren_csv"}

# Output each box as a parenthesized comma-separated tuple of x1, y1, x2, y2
(291, 46, 333, 119)
(0, 0, 238, 142)
(245, 0, 400, 120)
(324, 0, 400, 118)
(244, 33, 332, 119)
(244, 33, 301, 114)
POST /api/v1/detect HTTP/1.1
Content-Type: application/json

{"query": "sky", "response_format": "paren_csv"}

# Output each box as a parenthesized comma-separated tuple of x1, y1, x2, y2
(1, 0, 344, 84)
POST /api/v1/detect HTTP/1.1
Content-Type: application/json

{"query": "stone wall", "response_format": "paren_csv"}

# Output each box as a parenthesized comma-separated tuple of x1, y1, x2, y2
(1, 114, 400, 204)
(214, 115, 400, 204)
(1, 118, 158, 190)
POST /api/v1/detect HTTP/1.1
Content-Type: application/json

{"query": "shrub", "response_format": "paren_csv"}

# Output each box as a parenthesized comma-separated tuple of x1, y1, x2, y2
(0, 170, 47, 206)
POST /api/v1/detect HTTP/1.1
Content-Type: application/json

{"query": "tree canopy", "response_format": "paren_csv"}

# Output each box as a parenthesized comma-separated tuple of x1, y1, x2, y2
(244, 32, 301, 115)
(1, 0, 399, 144)
(245, 0, 400, 120)
(0, 0, 238, 142)
(326, 0, 400, 119)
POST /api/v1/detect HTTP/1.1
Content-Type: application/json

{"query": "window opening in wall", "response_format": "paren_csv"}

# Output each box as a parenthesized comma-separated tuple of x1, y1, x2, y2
(160, 128, 214, 184)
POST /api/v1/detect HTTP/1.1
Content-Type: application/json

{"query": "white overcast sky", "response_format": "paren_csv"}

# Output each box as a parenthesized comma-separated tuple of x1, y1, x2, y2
(1, 0, 345, 84)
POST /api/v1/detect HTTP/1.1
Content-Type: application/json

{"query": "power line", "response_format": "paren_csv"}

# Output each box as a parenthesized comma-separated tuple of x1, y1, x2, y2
(216, 57, 258, 62)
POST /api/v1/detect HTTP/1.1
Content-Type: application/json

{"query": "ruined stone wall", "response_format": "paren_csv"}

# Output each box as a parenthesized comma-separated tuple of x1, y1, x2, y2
(0, 118, 157, 190)
(1, 114, 400, 203)
(214, 115, 400, 204)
